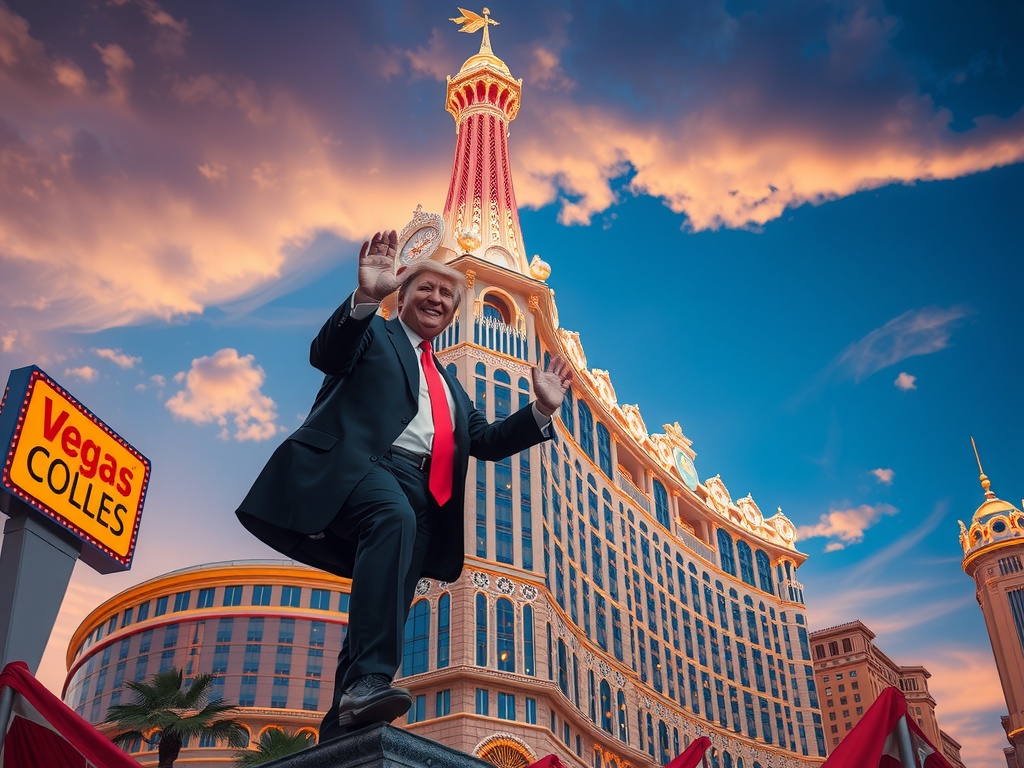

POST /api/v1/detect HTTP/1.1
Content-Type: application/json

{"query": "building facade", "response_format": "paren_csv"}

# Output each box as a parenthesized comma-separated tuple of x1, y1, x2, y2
(65, 11, 827, 768)
(959, 456, 1024, 768)
(63, 561, 349, 765)
(808, 620, 964, 766)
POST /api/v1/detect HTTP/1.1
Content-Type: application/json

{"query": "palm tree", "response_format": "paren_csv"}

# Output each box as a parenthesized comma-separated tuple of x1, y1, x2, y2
(103, 669, 250, 768)
(234, 727, 314, 766)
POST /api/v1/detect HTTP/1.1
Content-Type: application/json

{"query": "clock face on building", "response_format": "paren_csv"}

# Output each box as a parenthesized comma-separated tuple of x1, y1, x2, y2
(673, 448, 698, 491)
(775, 518, 796, 543)
(398, 224, 441, 265)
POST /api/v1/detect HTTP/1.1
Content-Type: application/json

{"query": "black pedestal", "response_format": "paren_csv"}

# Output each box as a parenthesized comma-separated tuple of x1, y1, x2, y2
(258, 723, 495, 768)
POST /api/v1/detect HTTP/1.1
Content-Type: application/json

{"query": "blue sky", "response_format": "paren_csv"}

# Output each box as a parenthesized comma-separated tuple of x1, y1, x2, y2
(0, 1, 1021, 764)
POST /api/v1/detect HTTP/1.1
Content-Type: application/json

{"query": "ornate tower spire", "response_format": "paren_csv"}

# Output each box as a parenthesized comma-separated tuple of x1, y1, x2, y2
(441, 8, 529, 273)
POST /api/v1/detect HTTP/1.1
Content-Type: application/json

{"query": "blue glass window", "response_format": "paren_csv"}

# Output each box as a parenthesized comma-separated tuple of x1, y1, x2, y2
(756, 550, 774, 594)
(737, 541, 755, 586)
(436, 689, 451, 716)
(578, 401, 594, 458)
(475, 688, 489, 715)
(600, 679, 612, 733)
(495, 458, 514, 564)
(476, 593, 488, 666)
(437, 593, 451, 669)
(596, 423, 612, 477)
(496, 597, 516, 672)
(402, 599, 430, 675)
(280, 586, 301, 607)
(653, 480, 670, 528)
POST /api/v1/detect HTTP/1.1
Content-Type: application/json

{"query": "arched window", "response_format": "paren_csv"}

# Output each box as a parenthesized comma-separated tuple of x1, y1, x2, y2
(560, 388, 575, 433)
(578, 401, 594, 459)
(523, 604, 535, 675)
(475, 593, 487, 666)
(737, 540, 755, 586)
(402, 599, 430, 675)
(717, 529, 736, 576)
(496, 598, 515, 672)
(481, 292, 513, 323)
(755, 550, 774, 594)
(658, 721, 670, 764)
(654, 480, 670, 528)
(600, 679, 612, 733)
(557, 639, 568, 696)
(596, 422, 612, 477)
(436, 593, 451, 669)
(617, 690, 628, 743)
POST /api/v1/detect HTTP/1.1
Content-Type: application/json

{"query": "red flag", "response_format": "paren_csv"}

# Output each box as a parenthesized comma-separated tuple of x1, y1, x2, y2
(528, 756, 569, 768)
(821, 686, 953, 768)
(664, 735, 711, 768)
(0, 660, 142, 767)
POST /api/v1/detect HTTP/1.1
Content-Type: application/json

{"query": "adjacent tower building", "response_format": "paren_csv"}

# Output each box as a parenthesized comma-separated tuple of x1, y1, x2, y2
(808, 620, 964, 766)
(959, 448, 1024, 768)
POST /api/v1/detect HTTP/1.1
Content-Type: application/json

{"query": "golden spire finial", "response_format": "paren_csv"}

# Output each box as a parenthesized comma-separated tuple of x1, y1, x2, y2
(450, 7, 499, 55)
(971, 436, 996, 499)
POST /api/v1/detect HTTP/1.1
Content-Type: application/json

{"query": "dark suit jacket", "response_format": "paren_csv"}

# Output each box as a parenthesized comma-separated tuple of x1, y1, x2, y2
(236, 295, 547, 582)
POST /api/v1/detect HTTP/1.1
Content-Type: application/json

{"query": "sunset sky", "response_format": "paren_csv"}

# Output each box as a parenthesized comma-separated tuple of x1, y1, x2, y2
(1, 1, 1022, 764)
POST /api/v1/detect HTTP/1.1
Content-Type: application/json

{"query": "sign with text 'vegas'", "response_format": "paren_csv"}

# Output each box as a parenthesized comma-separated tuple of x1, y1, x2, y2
(0, 366, 150, 573)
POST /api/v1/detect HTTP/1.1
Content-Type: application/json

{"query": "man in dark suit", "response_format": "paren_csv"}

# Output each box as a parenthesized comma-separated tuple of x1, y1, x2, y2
(236, 229, 572, 741)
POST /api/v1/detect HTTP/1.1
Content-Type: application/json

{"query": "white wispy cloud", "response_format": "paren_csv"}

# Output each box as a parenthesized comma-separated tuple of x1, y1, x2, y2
(94, 347, 141, 369)
(64, 365, 98, 382)
(894, 371, 917, 390)
(871, 468, 894, 485)
(835, 307, 969, 383)
(165, 348, 280, 441)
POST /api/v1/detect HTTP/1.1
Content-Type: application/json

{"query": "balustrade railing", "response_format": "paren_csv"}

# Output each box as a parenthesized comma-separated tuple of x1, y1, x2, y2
(614, 470, 651, 513)
(678, 530, 718, 567)
(473, 315, 530, 362)
(434, 318, 461, 352)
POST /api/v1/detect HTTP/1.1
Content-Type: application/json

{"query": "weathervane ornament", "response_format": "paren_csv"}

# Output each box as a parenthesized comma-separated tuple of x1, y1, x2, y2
(450, 7, 499, 53)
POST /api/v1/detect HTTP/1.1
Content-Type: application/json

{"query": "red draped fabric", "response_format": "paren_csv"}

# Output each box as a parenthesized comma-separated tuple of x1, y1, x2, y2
(0, 661, 140, 768)
(528, 756, 569, 768)
(822, 686, 953, 768)
(664, 735, 712, 768)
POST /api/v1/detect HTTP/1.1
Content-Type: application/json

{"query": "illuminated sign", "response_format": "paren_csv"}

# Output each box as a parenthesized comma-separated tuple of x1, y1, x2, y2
(0, 366, 150, 573)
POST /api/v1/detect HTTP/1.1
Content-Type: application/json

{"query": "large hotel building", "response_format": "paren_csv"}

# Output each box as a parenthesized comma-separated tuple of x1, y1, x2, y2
(62, 12, 827, 768)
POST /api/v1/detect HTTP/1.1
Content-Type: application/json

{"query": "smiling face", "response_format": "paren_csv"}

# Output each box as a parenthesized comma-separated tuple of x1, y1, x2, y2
(397, 271, 458, 341)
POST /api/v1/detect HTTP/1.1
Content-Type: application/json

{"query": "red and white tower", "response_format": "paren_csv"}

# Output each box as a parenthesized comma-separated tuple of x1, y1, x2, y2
(438, 8, 530, 274)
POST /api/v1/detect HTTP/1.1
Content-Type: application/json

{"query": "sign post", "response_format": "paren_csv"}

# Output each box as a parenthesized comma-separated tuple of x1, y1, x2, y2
(0, 366, 150, 673)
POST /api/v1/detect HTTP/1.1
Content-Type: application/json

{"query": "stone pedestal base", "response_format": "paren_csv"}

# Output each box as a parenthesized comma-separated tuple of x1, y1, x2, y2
(260, 723, 494, 768)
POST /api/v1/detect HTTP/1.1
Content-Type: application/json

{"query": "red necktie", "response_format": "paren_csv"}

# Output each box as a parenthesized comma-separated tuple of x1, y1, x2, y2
(420, 341, 454, 505)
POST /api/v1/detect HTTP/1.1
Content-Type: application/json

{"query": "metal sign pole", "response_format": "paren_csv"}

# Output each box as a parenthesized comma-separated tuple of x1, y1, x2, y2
(0, 498, 82, 674)
(895, 714, 919, 768)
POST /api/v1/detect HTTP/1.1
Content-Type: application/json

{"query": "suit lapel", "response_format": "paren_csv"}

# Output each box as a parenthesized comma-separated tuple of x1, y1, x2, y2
(385, 317, 419, 402)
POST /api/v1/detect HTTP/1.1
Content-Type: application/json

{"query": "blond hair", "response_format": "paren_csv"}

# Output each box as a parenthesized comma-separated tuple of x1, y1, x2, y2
(398, 260, 466, 309)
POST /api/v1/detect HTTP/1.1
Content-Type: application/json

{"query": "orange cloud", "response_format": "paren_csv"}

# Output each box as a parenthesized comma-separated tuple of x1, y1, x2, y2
(796, 503, 898, 549)
(165, 348, 280, 441)
(871, 468, 895, 485)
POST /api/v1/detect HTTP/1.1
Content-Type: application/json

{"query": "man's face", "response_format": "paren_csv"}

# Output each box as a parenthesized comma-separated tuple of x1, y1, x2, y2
(398, 273, 457, 340)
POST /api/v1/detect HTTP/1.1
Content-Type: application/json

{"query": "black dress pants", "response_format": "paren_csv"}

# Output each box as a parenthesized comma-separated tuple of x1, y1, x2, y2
(318, 449, 436, 741)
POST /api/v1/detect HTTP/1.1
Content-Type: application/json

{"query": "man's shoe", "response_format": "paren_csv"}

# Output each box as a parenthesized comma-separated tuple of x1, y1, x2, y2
(337, 674, 413, 727)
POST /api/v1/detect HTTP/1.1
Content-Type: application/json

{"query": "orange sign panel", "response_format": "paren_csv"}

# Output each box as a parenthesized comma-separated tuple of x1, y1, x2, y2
(1, 367, 150, 572)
